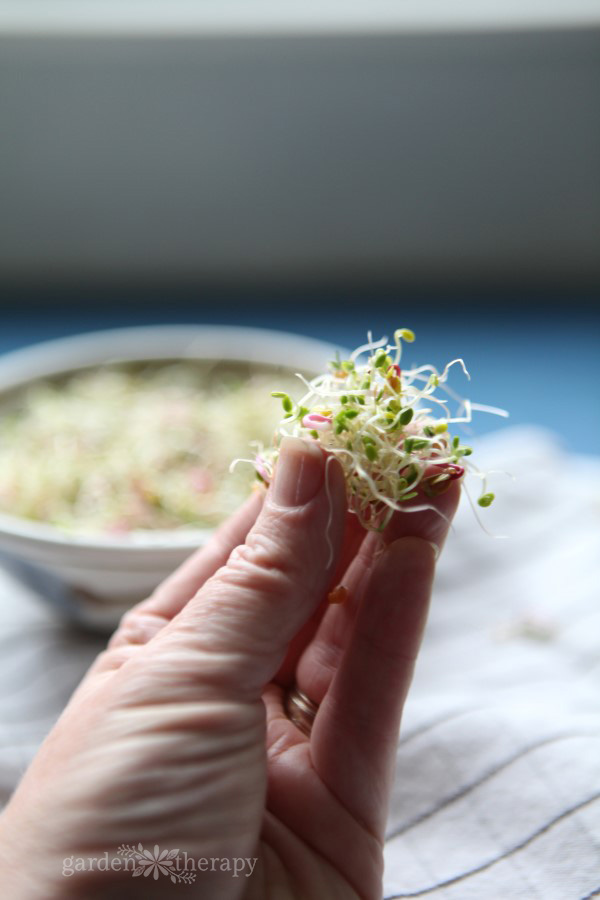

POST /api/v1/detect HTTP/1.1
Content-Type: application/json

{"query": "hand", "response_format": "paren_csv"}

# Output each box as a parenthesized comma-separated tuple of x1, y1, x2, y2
(0, 437, 460, 899)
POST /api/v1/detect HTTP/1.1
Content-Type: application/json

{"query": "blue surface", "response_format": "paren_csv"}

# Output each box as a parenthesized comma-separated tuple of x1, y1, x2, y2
(0, 299, 598, 454)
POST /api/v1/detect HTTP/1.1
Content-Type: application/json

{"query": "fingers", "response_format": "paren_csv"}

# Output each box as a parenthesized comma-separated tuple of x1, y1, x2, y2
(149, 491, 265, 617)
(379, 475, 460, 550)
(295, 480, 461, 703)
(311, 537, 437, 839)
(272, 508, 368, 687)
(108, 491, 264, 650)
(145, 437, 348, 701)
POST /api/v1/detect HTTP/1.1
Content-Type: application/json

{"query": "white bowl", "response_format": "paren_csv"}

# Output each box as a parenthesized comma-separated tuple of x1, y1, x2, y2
(0, 325, 339, 629)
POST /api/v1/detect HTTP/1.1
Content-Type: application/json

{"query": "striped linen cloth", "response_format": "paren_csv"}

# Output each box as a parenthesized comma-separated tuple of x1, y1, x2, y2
(384, 427, 600, 900)
(0, 426, 598, 899)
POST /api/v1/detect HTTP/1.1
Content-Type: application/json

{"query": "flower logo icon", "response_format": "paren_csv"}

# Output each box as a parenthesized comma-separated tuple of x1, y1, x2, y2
(134, 844, 177, 880)
(118, 844, 196, 884)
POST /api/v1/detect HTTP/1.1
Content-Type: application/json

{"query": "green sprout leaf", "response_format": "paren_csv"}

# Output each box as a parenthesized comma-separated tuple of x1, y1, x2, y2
(254, 328, 506, 534)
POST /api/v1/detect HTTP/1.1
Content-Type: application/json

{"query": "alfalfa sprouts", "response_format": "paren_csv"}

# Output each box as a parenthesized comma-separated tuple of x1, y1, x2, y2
(234, 329, 508, 532)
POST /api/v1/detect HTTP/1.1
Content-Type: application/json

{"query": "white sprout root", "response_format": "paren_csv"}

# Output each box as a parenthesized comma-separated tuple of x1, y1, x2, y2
(247, 329, 508, 533)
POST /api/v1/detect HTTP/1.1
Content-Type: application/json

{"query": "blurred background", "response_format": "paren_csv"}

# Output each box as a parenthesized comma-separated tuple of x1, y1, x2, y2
(1, 1, 599, 449)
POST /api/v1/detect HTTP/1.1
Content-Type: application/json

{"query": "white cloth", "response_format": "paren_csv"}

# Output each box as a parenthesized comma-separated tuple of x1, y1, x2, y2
(0, 426, 598, 898)
(384, 426, 600, 900)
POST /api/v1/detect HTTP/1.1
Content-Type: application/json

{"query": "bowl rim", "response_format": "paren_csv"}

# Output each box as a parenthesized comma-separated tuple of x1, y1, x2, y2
(0, 323, 342, 554)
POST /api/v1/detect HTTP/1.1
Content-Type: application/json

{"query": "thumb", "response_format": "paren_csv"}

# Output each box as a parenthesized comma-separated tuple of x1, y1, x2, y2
(149, 436, 347, 700)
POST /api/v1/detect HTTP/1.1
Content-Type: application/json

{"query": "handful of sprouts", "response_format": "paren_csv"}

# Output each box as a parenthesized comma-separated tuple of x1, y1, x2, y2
(240, 329, 507, 532)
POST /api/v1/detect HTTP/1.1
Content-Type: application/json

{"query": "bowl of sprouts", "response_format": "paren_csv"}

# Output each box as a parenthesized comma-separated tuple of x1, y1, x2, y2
(0, 324, 506, 630)
(0, 325, 340, 627)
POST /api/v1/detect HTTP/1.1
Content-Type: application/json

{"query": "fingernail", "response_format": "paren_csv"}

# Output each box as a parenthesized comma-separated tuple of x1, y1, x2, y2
(428, 541, 440, 561)
(272, 436, 324, 507)
(376, 536, 439, 574)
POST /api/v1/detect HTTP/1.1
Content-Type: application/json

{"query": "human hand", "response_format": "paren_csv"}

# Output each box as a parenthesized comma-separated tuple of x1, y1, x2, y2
(0, 437, 460, 899)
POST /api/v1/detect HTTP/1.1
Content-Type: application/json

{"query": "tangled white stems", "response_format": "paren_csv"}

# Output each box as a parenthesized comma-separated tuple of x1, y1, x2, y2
(234, 329, 508, 532)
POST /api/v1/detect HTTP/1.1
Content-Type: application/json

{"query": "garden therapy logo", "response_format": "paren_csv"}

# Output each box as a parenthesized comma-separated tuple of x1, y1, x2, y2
(118, 844, 196, 884)
(61, 845, 258, 881)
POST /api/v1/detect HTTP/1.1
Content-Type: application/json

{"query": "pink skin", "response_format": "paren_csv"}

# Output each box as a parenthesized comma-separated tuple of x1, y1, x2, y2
(0, 438, 460, 900)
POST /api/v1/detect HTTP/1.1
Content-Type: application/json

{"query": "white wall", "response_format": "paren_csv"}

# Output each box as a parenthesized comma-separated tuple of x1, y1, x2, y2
(1, 22, 599, 289)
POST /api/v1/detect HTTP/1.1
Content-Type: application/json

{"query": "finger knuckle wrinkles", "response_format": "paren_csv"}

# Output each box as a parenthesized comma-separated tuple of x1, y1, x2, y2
(109, 609, 166, 651)
(114, 608, 138, 633)
(223, 530, 307, 597)
(95, 645, 136, 672)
